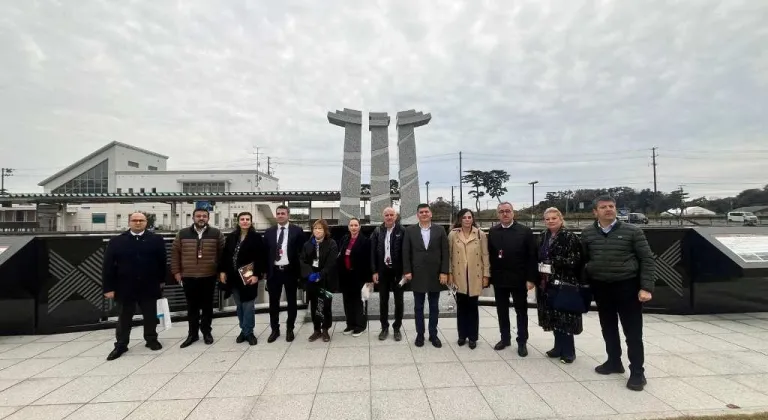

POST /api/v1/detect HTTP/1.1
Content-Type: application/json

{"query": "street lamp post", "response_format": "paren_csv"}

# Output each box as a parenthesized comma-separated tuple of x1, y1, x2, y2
(425, 181, 430, 203)
(529, 180, 539, 227)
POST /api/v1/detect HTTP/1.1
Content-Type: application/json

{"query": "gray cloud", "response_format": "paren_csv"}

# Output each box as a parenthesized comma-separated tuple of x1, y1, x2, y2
(1, 0, 766, 207)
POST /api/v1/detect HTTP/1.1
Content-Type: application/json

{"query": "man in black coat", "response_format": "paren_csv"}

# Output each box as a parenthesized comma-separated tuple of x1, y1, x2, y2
(488, 202, 538, 356)
(370, 207, 406, 341)
(102, 212, 168, 361)
(263, 204, 305, 343)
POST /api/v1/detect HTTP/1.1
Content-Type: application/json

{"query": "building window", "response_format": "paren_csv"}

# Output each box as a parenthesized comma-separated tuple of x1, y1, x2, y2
(181, 182, 226, 194)
(140, 188, 145, 193)
(128, 188, 134, 194)
(51, 159, 109, 194)
(128, 161, 139, 168)
(116, 188, 122, 194)
(148, 165, 158, 171)
(151, 187, 157, 193)
(92, 213, 107, 224)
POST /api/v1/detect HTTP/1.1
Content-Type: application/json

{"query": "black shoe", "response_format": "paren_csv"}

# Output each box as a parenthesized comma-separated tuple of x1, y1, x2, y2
(393, 329, 402, 342)
(286, 329, 295, 342)
(180, 336, 199, 348)
(560, 354, 575, 364)
(546, 348, 561, 358)
(106, 347, 127, 361)
(517, 343, 528, 357)
(415, 334, 425, 347)
(247, 335, 258, 346)
(430, 336, 442, 348)
(267, 330, 280, 343)
(145, 340, 162, 351)
(352, 328, 365, 337)
(322, 330, 331, 342)
(343, 327, 354, 335)
(595, 360, 626, 375)
(457, 338, 466, 346)
(494, 340, 511, 351)
(627, 373, 647, 391)
(236, 333, 245, 344)
(378, 329, 389, 341)
(308, 331, 322, 342)
(203, 333, 214, 345)
(468, 340, 477, 350)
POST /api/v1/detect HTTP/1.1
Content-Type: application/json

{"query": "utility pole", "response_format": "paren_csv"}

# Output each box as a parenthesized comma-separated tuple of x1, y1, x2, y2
(425, 181, 430, 203)
(252, 146, 261, 189)
(529, 180, 539, 227)
(266, 156, 272, 176)
(458, 151, 463, 209)
(450, 186, 455, 225)
(0, 168, 14, 195)
(651, 147, 658, 195)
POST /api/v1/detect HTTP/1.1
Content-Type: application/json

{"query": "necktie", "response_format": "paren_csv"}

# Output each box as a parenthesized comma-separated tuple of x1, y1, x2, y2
(276, 226, 285, 261)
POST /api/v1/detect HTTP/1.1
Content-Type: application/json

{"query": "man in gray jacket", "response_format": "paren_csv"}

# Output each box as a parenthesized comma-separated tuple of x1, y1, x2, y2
(581, 195, 655, 391)
(402, 203, 449, 348)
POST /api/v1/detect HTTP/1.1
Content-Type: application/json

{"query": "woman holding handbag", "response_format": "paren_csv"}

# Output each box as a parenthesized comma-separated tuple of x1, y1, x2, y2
(300, 219, 339, 342)
(337, 218, 371, 337)
(219, 212, 266, 346)
(448, 208, 490, 350)
(537, 207, 586, 364)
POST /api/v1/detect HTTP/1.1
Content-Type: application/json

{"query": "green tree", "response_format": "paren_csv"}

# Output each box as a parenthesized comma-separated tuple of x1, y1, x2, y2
(461, 170, 486, 212)
(360, 184, 371, 195)
(482, 169, 510, 202)
(389, 179, 399, 194)
(142, 212, 157, 229)
(429, 197, 458, 222)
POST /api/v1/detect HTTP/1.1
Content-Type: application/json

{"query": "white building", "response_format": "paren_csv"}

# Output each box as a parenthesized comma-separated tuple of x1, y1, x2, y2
(38, 142, 281, 231)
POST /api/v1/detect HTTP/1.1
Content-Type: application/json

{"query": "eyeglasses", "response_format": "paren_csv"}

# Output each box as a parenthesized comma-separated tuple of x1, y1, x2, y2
(498, 210, 512, 214)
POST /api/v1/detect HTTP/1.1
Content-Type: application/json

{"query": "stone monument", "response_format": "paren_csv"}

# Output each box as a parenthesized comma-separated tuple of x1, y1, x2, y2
(368, 112, 391, 224)
(396, 109, 431, 224)
(328, 108, 363, 225)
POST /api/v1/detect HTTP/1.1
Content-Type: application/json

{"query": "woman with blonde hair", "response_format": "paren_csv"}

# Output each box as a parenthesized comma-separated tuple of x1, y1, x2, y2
(536, 207, 587, 363)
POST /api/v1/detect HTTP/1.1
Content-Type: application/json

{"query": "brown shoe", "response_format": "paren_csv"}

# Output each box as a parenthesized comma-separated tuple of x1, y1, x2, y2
(308, 331, 322, 342)
(322, 330, 331, 342)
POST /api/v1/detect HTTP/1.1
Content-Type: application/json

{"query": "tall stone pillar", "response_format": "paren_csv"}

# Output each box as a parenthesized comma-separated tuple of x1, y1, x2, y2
(396, 110, 431, 224)
(328, 108, 363, 225)
(369, 112, 390, 224)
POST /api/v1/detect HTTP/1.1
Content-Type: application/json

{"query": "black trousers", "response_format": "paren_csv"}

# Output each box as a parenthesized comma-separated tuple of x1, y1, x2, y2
(456, 293, 479, 341)
(342, 281, 366, 330)
(115, 297, 157, 349)
(182, 276, 216, 336)
(414, 291, 440, 338)
(494, 286, 529, 344)
(592, 278, 645, 374)
(378, 268, 404, 330)
(309, 289, 332, 331)
(268, 268, 298, 331)
(553, 331, 575, 358)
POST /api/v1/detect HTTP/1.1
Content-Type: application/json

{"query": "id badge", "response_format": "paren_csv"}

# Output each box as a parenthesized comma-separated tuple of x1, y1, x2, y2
(278, 249, 283, 256)
(197, 248, 203, 259)
(312, 259, 319, 268)
(345, 249, 351, 256)
(538, 263, 552, 274)
(498, 250, 503, 259)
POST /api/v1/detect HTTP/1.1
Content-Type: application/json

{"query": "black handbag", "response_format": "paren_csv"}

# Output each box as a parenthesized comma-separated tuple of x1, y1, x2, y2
(547, 280, 591, 313)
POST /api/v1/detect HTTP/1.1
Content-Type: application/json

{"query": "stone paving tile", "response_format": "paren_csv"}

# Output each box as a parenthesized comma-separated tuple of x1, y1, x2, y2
(1, 309, 768, 419)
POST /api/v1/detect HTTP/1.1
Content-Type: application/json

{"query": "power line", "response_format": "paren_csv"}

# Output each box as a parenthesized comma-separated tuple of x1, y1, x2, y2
(0, 168, 14, 195)
(652, 147, 658, 195)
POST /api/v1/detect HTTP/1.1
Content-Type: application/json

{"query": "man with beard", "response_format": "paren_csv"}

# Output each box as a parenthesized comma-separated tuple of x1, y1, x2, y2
(171, 207, 225, 348)
(370, 207, 405, 341)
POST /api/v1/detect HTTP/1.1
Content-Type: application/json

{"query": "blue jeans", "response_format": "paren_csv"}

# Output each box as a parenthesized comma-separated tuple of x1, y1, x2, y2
(232, 289, 255, 337)
(413, 291, 440, 338)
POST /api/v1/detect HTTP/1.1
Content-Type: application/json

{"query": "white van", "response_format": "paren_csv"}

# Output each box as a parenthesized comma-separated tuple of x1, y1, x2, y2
(727, 211, 759, 226)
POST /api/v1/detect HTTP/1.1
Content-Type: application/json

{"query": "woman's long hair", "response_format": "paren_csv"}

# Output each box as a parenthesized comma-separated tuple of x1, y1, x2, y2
(453, 208, 477, 229)
(232, 211, 256, 236)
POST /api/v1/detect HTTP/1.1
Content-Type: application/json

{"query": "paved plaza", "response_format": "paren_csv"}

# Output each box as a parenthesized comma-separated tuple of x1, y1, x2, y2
(2, 307, 768, 420)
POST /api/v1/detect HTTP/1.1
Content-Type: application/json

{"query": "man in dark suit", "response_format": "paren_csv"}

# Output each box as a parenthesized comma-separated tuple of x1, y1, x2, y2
(263, 204, 305, 343)
(102, 212, 167, 361)
(402, 203, 449, 348)
(488, 202, 538, 356)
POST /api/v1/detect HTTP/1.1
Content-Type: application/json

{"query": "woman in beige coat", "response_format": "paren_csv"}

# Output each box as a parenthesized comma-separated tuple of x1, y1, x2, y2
(448, 208, 490, 349)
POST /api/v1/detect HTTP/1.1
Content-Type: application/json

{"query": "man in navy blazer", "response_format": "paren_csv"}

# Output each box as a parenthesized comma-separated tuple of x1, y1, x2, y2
(263, 204, 305, 343)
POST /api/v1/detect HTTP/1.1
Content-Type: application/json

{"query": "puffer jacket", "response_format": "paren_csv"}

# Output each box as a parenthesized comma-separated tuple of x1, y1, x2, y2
(170, 225, 225, 278)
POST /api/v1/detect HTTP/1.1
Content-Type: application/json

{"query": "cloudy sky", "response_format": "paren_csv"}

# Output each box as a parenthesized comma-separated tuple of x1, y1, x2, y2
(1, 0, 767, 208)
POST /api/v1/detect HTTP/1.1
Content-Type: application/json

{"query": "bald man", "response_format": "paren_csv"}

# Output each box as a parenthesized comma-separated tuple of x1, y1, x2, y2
(370, 207, 406, 341)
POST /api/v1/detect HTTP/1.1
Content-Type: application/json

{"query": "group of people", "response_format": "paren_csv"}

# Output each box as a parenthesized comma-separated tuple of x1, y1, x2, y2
(101, 195, 655, 392)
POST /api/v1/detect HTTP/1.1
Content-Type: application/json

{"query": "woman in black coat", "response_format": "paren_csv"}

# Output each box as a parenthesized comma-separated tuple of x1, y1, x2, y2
(300, 218, 339, 342)
(536, 207, 587, 364)
(219, 212, 266, 346)
(337, 218, 372, 337)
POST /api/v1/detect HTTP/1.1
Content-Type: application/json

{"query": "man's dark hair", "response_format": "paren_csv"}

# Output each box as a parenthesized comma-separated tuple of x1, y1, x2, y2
(592, 195, 616, 210)
(417, 203, 431, 211)
(193, 208, 209, 216)
(275, 204, 289, 213)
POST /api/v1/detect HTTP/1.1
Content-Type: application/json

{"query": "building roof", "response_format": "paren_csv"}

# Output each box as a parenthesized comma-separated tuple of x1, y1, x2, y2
(115, 169, 277, 182)
(0, 190, 400, 204)
(732, 205, 768, 213)
(38, 141, 170, 187)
